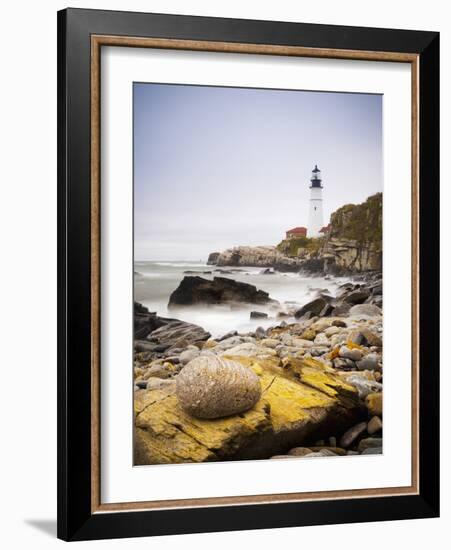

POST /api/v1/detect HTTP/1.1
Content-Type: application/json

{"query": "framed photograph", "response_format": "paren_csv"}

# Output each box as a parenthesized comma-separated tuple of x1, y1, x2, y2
(57, 8, 439, 541)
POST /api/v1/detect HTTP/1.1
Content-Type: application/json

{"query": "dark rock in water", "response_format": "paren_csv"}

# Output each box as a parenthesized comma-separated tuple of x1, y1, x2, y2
(183, 270, 212, 274)
(294, 295, 333, 319)
(175, 356, 262, 419)
(207, 252, 220, 265)
(261, 268, 275, 275)
(250, 311, 268, 319)
(343, 289, 370, 304)
(319, 303, 334, 317)
(147, 319, 210, 349)
(134, 301, 171, 339)
(168, 276, 277, 308)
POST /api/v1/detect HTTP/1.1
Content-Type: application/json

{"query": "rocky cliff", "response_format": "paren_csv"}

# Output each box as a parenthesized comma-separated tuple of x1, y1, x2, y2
(208, 245, 303, 272)
(321, 193, 382, 273)
(208, 194, 382, 274)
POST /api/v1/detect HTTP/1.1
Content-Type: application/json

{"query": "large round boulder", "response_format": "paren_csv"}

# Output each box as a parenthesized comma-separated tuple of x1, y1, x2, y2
(175, 356, 262, 419)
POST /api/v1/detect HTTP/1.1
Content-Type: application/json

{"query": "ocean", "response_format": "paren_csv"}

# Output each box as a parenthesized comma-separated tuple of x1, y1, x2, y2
(134, 261, 350, 339)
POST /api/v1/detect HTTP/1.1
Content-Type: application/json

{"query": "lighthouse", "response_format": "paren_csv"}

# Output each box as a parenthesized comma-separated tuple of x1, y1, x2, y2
(307, 165, 324, 237)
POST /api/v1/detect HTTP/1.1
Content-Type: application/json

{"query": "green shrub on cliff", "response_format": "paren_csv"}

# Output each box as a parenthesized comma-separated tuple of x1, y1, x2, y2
(329, 193, 382, 251)
(277, 236, 324, 257)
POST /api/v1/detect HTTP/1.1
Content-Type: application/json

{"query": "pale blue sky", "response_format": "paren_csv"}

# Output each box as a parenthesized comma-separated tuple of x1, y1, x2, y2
(134, 83, 382, 261)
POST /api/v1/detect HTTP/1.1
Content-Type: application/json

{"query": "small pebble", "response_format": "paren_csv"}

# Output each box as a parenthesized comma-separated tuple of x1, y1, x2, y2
(358, 437, 383, 452)
(288, 447, 313, 457)
(339, 345, 363, 361)
(356, 353, 380, 371)
(340, 421, 367, 448)
(367, 415, 383, 435)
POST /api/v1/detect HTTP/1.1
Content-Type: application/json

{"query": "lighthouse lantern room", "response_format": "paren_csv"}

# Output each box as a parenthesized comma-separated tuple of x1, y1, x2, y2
(307, 164, 324, 237)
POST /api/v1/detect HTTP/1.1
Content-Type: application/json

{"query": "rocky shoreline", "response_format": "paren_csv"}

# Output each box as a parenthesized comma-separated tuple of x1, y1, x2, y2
(134, 271, 383, 465)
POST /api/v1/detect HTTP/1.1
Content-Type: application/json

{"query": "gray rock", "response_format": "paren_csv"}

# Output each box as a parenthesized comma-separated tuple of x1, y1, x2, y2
(254, 326, 267, 339)
(314, 332, 329, 346)
(310, 347, 329, 356)
(214, 335, 246, 351)
(339, 421, 367, 448)
(343, 289, 370, 304)
(294, 296, 333, 319)
(345, 374, 383, 398)
(260, 338, 280, 348)
(250, 311, 268, 319)
(221, 342, 276, 358)
(291, 338, 314, 348)
(356, 353, 380, 371)
(372, 283, 383, 296)
(349, 304, 382, 317)
(333, 357, 355, 370)
(217, 330, 238, 341)
(339, 345, 363, 361)
(324, 326, 340, 337)
(146, 319, 210, 349)
(175, 356, 262, 419)
(179, 349, 200, 365)
(331, 302, 352, 316)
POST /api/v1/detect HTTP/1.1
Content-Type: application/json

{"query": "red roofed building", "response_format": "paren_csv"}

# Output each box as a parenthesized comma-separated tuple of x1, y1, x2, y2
(285, 226, 307, 239)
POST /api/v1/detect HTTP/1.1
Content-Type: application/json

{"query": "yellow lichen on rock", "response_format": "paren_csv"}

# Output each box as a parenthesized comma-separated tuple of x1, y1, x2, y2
(135, 386, 272, 464)
(366, 392, 383, 416)
(134, 353, 361, 465)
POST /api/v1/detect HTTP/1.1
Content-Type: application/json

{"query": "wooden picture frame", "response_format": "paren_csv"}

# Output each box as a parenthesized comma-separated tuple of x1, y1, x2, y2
(57, 7, 439, 541)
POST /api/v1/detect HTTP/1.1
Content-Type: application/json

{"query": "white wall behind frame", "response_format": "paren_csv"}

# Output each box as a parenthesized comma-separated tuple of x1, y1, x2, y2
(1, 1, 447, 549)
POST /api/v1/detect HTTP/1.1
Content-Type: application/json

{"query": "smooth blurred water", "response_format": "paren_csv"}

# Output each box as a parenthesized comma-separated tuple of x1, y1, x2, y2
(134, 261, 350, 338)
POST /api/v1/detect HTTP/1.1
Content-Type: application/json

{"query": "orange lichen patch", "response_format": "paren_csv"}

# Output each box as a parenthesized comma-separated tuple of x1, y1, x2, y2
(329, 346, 341, 360)
(346, 341, 366, 351)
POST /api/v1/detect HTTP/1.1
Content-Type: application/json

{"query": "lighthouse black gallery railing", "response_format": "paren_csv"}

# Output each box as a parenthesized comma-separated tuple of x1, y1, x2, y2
(57, 8, 439, 541)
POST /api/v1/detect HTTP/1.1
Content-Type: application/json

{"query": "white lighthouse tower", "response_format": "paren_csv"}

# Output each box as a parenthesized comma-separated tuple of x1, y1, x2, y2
(307, 165, 324, 237)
